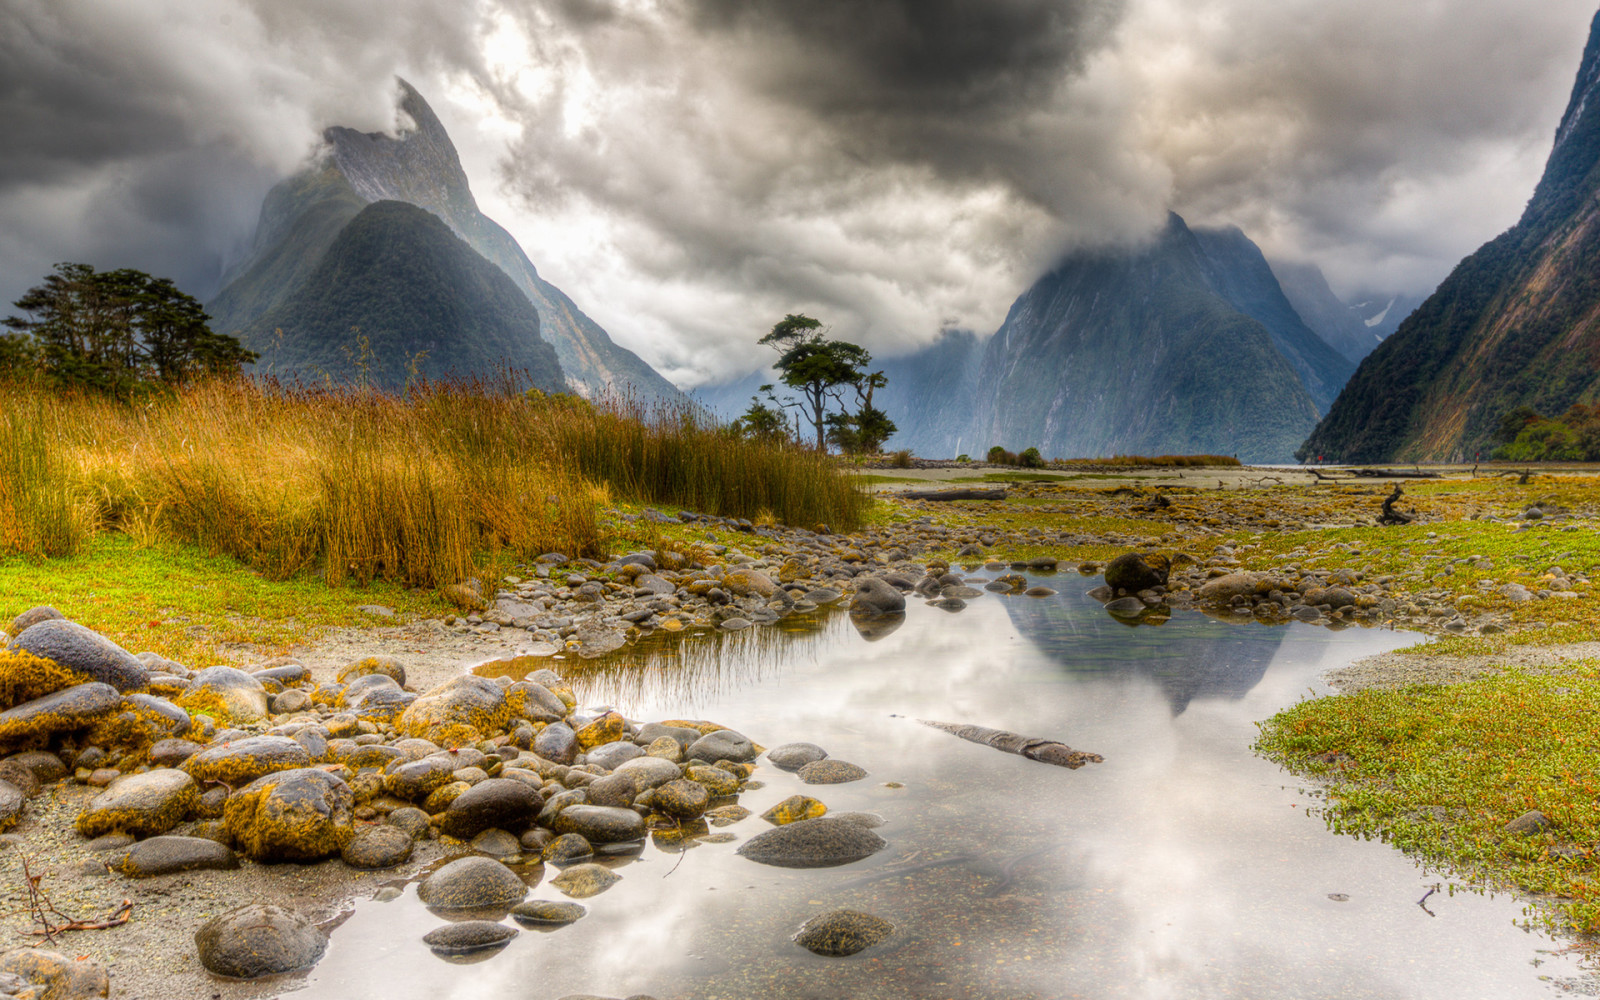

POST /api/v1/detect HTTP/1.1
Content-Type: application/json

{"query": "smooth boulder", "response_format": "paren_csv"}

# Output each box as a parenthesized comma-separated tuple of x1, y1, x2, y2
(76, 768, 198, 838)
(5, 620, 148, 705)
(417, 856, 528, 913)
(736, 817, 886, 869)
(195, 903, 328, 979)
(224, 768, 354, 862)
(849, 578, 906, 616)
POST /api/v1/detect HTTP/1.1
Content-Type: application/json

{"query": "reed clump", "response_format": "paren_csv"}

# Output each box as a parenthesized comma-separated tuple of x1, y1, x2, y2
(0, 378, 866, 587)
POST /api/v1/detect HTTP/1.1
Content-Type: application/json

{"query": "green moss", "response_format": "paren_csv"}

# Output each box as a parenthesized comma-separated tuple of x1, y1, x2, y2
(1257, 662, 1600, 934)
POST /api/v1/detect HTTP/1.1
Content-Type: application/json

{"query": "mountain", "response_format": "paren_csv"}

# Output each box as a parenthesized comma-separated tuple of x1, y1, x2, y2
(961, 214, 1326, 463)
(695, 215, 1351, 462)
(1301, 10, 1600, 463)
(212, 80, 683, 403)
(1270, 260, 1399, 364)
(1187, 226, 1354, 412)
(247, 200, 563, 389)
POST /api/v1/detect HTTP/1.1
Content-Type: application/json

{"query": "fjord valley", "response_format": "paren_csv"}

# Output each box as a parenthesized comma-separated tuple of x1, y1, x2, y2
(8, 4, 1600, 1000)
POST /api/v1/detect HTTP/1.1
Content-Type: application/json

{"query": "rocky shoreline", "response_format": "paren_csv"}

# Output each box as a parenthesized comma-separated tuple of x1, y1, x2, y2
(0, 480, 1586, 998)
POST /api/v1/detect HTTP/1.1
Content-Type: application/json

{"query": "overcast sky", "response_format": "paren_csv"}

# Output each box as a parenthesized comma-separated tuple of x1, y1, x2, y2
(2, 0, 1594, 385)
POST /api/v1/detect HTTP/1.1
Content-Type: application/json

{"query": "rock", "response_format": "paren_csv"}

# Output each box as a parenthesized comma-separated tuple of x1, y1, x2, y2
(423, 921, 517, 954)
(439, 779, 543, 839)
(686, 729, 756, 764)
(511, 900, 586, 926)
(551, 805, 646, 844)
(505, 681, 566, 725)
(112, 835, 238, 876)
(584, 773, 638, 809)
(182, 735, 311, 786)
(830, 811, 885, 829)
(471, 828, 521, 856)
(6, 749, 66, 785)
(723, 568, 778, 598)
(87, 693, 191, 749)
(849, 577, 906, 616)
(1505, 810, 1552, 835)
(550, 863, 620, 898)
(686, 765, 741, 796)
(767, 742, 828, 771)
(737, 817, 886, 868)
(0, 948, 109, 999)
(705, 804, 751, 827)
(76, 768, 198, 838)
(4, 620, 148, 705)
(0, 782, 21, 832)
(542, 833, 594, 864)
(385, 755, 461, 800)
(7, 606, 64, 637)
(1196, 572, 1266, 604)
(586, 740, 643, 771)
(224, 768, 354, 862)
(793, 909, 894, 956)
(573, 711, 628, 750)
(762, 795, 826, 825)
(1303, 586, 1357, 610)
(1498, 583, 1533, 603)
(336, 655, 407, 688)
(652, 779, 710, 819)
(635, 722, 701, 749)
(1103, 596, 1147, 615)
(1103, 552, 1170, 592)
(535, 723, 579, 765)
(178, 666, 269, 723)
(194, 903, 328, 979)
(417, 856, 528, 913)
(398, 675, 510, 745)
(798, 760, 868, 784)
(388, 806, 432, 841)
(0, 683, 120, 744)
(342, 825, 415, 869)
(148, 738, 203, 767)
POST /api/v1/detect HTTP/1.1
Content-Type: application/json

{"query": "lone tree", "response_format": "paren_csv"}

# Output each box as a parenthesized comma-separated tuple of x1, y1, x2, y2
(758, 313, 877, 452)
(2, 263, 256, 396)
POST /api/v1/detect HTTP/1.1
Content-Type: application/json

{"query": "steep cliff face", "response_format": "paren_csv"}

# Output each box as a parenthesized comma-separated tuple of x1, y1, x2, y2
(963, 214, 1323, 463)
(1188, 226, 1354, 412)
(211, 80, 682, 403)
(1302, 11, 1600, 463)
(246, 200, 564, 390)
(1269, 261, 1397, 365)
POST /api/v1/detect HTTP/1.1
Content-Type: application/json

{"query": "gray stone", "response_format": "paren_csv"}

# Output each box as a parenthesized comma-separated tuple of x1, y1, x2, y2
(182, 735, 311, 786)
(0, 782, 21, 833)
(849, 578, 906, 616)
(536, 723, 579, 765)
(737, 817, 886, 869)
(7, 606, 64, 637)
(549, 863, 620, 898)
(0, 683, 120, 744)
(5, 750, 66, 785)
(793, 909, 894, 956)
(439, 778, 542, 839)
(195, 903, 327, 979)
(388, 806, 432, 841)
(112, 835, 237, 877)
(614, 756, 681, 790)
(7, 619, 148, 701)
(0, 948, 108, 999)
(342, 825, 415, 869)
(511, 900, 586, 926)
(184, 666, 269, 723)
(798, 760, 868, 784)
(541, 833, 594, 864)
(1505, 810, 1552, 835)
(551, 805, 646, 844)
(470, 828, 521, 856)
(1103, 552, 1169, 592)
(385, 755, 460, 800)
(686, 729, 756, 764)
(148, 739, 203, 768)
(418, 856, 528, 913)
(76, 768, 198, 838)
(423, 921, 517, 954)
(585, 740, 644, 771)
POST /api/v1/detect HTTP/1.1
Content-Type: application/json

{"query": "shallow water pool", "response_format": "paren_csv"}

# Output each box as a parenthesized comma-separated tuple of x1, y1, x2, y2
(295, 575, 1590, 999)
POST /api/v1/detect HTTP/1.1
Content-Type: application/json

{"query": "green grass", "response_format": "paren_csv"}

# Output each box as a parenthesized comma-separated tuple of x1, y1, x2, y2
(852, 474, 925, 484)
(951, 472, 1071, 483)
(0, 534, 446, 664)
(1257, 662, 1600, 934)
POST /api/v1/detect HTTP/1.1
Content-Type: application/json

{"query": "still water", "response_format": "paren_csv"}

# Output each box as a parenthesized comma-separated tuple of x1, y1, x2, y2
(297, 575, 1592, 999)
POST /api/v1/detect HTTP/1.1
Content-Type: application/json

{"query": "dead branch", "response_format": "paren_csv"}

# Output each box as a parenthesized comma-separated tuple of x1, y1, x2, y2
(1378, 484, 1414, 525)
(900, 488, 1008, 501)
(18, 855, 131, 944)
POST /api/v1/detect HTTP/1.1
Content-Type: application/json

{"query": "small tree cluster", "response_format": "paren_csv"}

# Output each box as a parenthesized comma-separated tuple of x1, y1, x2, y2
(2, 263, 256, 396)
(986, 445, 1046, 468)
(1493, 403, 1600, 461)
(747, 314, 897, 454)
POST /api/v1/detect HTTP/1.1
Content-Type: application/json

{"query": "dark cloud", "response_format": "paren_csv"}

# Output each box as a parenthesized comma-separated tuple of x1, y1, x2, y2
(1, 0, 1596, 385)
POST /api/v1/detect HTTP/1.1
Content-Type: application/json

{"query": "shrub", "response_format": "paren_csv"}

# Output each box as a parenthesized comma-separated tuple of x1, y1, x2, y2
(889, 449, 913, 469)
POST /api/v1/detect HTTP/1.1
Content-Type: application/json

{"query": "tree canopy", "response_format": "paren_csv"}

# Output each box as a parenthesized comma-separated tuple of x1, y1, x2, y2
(756, 313, 894, 453)
(2, 263, 256, 395)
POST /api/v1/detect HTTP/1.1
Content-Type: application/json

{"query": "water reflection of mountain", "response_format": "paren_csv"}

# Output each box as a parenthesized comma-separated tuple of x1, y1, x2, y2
(1000, 583, 1290, 713)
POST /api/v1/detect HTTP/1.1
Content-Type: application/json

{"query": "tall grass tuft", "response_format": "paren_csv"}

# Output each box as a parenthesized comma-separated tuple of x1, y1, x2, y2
(0, 377, 866, 587)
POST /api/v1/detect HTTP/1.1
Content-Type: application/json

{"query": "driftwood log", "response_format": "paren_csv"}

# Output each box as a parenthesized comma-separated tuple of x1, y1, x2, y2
(918, 720, 1103, 769)
(1378, 484, 1414, 525)
(900, 488, 1009, 501)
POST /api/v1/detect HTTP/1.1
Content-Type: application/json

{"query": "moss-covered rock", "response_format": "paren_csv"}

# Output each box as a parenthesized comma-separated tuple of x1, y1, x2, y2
(0, 682, 120, 745)
(176, 666, 269, 723)
(224, 768, 354, 862)
(397, 675, 509, 745)
(0, 947, 109, 999)
(76, 768, 198, 838)
(5, 620, 148, 704)
(182, 735, 311, 787)
(335, 655, 406, 688)
(761, 794, 827, 826)
(86, 693, 191, 752)
(573, 711, 628, 750)
(793, 909, 894, 956)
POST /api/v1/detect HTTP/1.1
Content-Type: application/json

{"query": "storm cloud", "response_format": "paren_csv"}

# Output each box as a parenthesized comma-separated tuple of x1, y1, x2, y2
(1, 0, 1595, 385)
